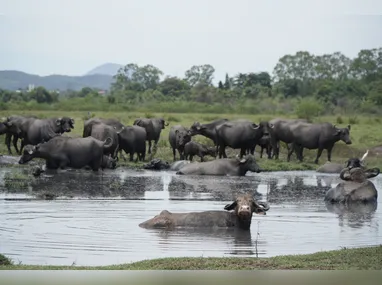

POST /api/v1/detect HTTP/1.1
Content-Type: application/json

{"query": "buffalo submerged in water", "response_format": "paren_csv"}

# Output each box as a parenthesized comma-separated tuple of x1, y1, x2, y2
(175, 154, 262, 176)
(324, 151, 380, 204)
(139, 194, 270, 231)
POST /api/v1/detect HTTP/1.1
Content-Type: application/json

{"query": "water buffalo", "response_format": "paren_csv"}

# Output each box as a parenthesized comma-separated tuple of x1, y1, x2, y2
(176, 154, 262, 176)
(170, 160, 192, 171)
(184, 141, 216, 162)
(88, 122, 119, 158)
(287, 123, 352, 164)
(169, 125, 192, 161)
(247, 134, 272, 159)
(116, 125, 147, 162)
(324, 151, 380, 203)
(215, 120, 266, 159)
(3, 115, 38, 154)
(324, 167, 380, 203)
(21, 117, 75, 151)
(143, 158, 171, 170)
(0, 119, 22, 154)
(18, 136, 113, 171)
(83, 117, 124, 137)
(189, 118, 229, 147)
(267, 118, 308, 160)
(317, 155, 365, 174)
(83, 117, 125, 160)
(133, 118, 169, 156)
(138, 194, 270, 230)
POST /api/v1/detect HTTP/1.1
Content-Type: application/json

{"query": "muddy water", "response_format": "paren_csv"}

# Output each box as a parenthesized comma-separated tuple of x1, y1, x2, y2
(0, 167, 381, 266)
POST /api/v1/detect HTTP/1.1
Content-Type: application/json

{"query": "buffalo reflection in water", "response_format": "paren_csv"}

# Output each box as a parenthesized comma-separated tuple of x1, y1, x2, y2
(167, 174, 263, 201)
(266, 175, 333, 203)
(153, 226, 266, 257)
(325, 200, 378, 229)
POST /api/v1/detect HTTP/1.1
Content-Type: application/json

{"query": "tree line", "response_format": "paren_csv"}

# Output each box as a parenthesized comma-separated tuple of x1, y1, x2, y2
(1, 47, 381, 117)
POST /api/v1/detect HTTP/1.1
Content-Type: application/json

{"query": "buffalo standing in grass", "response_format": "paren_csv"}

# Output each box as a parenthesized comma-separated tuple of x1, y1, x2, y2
(267, 118, 308, 160)
(3, 115, 38, 154)
(189, 119, 229, 150)
(116, 125, 147, 162)
(21, 117, 75, 152)
(88, 122, 119, 159)
(184, 141, 216, 162)
(287, 123, 352, 164)
(139, 194, 270, 231)
(133, 118, 169, 156)
(215, 120, 267, 159)
(83, 117, 125, 160)
(168, 125, 192, 161)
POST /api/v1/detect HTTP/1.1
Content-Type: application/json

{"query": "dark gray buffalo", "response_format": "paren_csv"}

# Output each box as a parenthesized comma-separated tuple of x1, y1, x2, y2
(0, 118, 23, 154)
(215, 120, 266, 159)
(19, 136, 113, 171)
(88, 122, 119, 158)
(189, 119, 229, 147)
(22, 117, 75, 150)
(83, 117, 125, 159)
(116, 125, 147, 162)
(267, 118, 308, 160)
(133, 117, 169, 155)
(138, 194, 270, 230)
(324, 151, 379, 203)
(316, 156, 364, 174)
(287, 122, 352, 164)
(176, 154, 262, 176)
(184, 141, 216, 162)
(169, 125, 192, 161)
(3, 115, 38, 154)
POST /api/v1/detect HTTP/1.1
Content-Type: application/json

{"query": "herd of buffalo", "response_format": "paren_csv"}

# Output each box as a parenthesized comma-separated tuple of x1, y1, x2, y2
(0, 114, 380, 231)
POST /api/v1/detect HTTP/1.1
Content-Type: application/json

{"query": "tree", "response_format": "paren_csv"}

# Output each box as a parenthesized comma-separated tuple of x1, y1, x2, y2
(158, 76, 191, 97)
(184, 64, 215, 87)
(223, 73, 231, 90)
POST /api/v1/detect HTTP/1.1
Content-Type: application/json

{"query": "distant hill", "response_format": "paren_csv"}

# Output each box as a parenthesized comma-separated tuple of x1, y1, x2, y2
(85, 63, 123, 76)
(0, 70, 115, 91)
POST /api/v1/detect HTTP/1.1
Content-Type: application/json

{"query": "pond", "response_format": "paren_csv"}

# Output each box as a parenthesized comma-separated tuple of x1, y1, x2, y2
(0, 166, 381, 266)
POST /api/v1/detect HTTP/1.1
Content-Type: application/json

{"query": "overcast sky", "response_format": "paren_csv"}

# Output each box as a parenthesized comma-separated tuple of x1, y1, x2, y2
(1, 0, 382, 82)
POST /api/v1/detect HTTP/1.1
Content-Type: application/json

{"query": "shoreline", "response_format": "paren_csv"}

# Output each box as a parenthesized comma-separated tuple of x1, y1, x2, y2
(1, 245, 381, 270)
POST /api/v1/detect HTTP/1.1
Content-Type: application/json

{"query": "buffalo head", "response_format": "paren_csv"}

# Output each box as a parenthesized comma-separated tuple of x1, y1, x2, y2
(175, 129, 191, 148)
(236, 155, 262, 173)
(224, 194, 270, 230)
(1, 120, 22, 136)
(333, 124, 352, 145)
(189, 122, 204, 135)
(143, 159, 170, 170)
(340, 167, 380, 182)
(102, 155, 117, 169)
(56, 117, 74, 133)
(158, 118, 169, 129)
(19, 144, 41, 164)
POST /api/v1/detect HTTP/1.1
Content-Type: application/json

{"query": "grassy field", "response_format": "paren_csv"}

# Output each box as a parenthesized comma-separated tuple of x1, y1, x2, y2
(1, 110, 382, 171)
(1, 245, 381, 269)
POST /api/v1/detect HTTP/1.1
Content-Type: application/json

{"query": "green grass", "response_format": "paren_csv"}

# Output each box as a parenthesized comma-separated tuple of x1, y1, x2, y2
(1, 110, 382, 171)
(1, 245, 381, 270)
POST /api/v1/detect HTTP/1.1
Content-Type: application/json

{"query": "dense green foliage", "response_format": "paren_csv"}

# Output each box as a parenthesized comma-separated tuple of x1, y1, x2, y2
(0, 47, 381, 117)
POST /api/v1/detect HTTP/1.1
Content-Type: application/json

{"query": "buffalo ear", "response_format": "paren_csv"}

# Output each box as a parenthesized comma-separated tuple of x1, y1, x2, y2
(347, 124, 351, 130)
(224, 201, 237, 211)
(56, 118, 62, 126)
